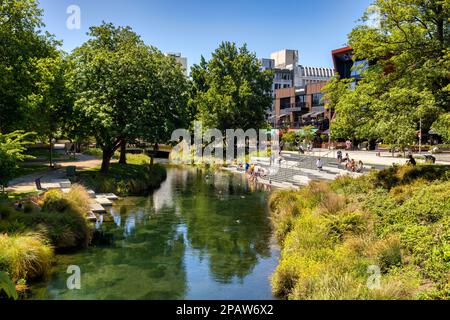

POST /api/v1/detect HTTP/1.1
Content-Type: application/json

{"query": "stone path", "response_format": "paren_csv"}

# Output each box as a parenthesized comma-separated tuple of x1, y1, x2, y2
(6, 154, 104, 193)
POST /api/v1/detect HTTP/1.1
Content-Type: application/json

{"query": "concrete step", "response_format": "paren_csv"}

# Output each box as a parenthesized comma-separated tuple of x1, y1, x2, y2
(89, 203, 106, 214)
(95, 197, 113, 206)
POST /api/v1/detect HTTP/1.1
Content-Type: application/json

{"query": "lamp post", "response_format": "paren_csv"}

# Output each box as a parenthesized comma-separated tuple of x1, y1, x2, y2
(50, 137, 56, 169)
(419, 118, 422, 155)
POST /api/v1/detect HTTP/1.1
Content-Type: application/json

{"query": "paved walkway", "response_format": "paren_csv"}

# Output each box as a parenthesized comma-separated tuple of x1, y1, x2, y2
(283, 149, 450, 166)
(6, 154, 105, 193)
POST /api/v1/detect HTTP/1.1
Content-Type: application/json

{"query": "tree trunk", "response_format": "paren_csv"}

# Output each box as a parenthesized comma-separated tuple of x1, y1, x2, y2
(101, 149, 114, 173)
(148, 143, 158, 168)
(119, 140, 127, 165)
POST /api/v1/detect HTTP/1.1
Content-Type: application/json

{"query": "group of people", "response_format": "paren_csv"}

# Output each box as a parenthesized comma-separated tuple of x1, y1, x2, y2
(236, 161, 267, 183)
(336, 150, 364, 173)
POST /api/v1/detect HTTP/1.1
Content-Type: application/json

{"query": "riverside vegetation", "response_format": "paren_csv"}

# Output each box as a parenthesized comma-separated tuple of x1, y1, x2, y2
(0, 186, 93, 297)
(0, 153, 168, 298)
(77, 154, 167, 196)
(269, 165, 450, 300)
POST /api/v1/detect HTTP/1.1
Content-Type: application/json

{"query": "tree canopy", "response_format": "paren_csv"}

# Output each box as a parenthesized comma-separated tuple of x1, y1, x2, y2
(323, 0, 449, 148)
(68, 22, 190, 172)
(0, 0, 61, 133)
(190, 42, 273, 132)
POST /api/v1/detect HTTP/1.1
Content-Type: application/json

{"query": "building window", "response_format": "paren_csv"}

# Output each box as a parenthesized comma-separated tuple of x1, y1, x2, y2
(313, 93, 324, 107)
(351, 59, 368, 78)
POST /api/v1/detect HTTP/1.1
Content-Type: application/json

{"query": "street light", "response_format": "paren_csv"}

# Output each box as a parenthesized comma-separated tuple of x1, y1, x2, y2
(50, 138, 56, 169)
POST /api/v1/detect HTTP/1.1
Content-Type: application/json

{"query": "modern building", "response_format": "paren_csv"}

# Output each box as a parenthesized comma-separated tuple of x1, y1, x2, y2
(262, 49, 335, 127)
(274, 81, 330, 131)
(295, 65, 335, 87)
(167, 52, 188, 76)
(332, 46, 368, 80)
(271, 49, 299, 69)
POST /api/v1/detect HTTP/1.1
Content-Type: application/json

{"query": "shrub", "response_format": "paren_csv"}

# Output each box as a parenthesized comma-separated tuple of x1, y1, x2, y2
(0, 204, 15, 220)
(270, 165, 450, 300)
(78, 163, 167, 196)
(42, 190, 72, 213)
(26, 188, 93, 249)
(367, 236, 403, 272)
(0, 233, 53, 281)
(65, 185, 91, 213)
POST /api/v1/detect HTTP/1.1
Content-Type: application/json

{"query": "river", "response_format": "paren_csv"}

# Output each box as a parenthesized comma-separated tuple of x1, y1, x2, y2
(30, 167, 279, 300)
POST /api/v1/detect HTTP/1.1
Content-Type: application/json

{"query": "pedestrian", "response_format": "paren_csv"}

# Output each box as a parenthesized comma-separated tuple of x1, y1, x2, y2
(407, 155, 417, 166)
(316, 157, 323, 171)
(356, 160, 364, 173)
(337, 150, 343, 163)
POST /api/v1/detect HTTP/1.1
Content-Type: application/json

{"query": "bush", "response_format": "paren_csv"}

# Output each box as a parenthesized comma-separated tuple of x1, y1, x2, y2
(83, 148, 103, 158)
(269, 165, 450, 300)
(0, 233, 53, 281)
(11, 188, 94, 250)
(0, 204, 15, 220)
(78, 163, 167, 196)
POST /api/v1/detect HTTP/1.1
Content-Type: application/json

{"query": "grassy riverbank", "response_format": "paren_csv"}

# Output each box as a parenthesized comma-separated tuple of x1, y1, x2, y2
(77, 154, 167, 196)
(0, 186, 93, 294)
(269, 165, 450, 300)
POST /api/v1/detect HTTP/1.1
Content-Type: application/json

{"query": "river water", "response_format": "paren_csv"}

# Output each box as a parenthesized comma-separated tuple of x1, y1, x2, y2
(31, 167, 279, 300)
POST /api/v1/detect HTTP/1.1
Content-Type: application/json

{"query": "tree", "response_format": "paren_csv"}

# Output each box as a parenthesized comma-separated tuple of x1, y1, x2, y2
(0, 0, 60, 133)
(432, 113, 450, 143)
(68, 23, 190, 172)
(138, 52, 191, 166)
(324, 0, 449, 148)
(0, 131, 35, 193)
(28, 52, 71, 166)
(190, 42, 273, 132)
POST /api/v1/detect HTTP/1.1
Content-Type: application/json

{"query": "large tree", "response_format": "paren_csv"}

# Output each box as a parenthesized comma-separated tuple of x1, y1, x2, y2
(190, 42, 273, 132)
(324, 0, 449, 148)
(0, 0, 60, 133)
(68, 23, 189, 172)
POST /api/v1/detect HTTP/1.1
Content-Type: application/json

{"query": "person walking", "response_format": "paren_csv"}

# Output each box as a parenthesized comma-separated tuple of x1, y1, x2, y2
(316, 158, 324, 171)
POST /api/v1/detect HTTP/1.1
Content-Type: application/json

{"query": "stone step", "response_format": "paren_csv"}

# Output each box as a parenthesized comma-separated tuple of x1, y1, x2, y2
(86, 211, 97, 222)
(96, 193, 119, 201)
(89, 203, 106, 214)
(50, 179, 72, 188)
(95, 197, 113, 206)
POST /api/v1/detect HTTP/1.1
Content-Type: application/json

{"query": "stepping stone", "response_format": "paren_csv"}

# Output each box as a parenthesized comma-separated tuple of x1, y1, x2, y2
(96, 193, 119, 201)
(86, 211, 97, 222)
(89, 203, 106, 214)
(41, 183, 62, 190)
(95, 197, 113, 206)
(51, 179, 72, 188)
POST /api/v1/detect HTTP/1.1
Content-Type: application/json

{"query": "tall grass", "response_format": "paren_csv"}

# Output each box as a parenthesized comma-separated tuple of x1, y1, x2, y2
(269, 165, 450, 300)
(0, 233, 53, 281)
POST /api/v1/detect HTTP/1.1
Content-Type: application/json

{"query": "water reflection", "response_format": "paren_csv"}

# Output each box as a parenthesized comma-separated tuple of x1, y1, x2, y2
(32, 168, 278, 300)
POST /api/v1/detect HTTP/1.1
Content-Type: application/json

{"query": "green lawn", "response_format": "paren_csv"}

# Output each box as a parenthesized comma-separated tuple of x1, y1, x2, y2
(76, 154, 166, 196)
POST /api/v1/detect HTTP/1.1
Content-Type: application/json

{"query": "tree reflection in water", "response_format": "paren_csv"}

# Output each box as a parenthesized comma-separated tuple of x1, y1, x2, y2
(31, 168, 275, 300)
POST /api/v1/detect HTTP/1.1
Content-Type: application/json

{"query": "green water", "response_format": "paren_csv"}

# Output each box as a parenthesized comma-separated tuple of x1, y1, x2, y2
(31, 167, 279, 300)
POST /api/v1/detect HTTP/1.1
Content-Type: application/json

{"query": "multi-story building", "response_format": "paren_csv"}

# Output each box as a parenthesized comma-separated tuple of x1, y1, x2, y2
(274, 81, 330, 131)
(332, 46, 368, 80)
(262, 49, 335, 127)
(295, 65, 335, 87)
(167, 52, 188, 76)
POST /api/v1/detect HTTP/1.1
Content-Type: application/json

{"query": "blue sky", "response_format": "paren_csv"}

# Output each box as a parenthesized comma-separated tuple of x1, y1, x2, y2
(39, 0, 373, 70)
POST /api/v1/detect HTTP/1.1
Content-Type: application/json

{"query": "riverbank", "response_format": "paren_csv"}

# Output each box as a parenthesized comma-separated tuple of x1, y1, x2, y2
(1, 154, 168, 298)
(269, 164, 450, 300)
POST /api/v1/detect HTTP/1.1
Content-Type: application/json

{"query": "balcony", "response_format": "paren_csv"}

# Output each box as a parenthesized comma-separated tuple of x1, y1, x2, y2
(279, 102, 306, 115)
